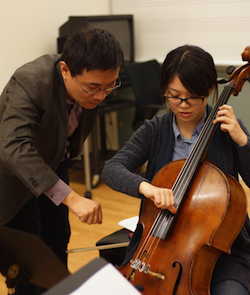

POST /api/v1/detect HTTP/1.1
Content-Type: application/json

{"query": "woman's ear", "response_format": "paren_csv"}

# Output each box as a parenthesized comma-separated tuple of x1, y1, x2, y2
(208, 88, 213, 96)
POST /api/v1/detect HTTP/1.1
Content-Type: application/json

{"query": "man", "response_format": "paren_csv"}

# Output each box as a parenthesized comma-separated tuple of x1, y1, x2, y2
(0, 28, 124, 294)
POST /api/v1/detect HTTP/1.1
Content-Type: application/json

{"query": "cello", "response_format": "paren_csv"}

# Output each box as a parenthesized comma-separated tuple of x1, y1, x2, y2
(118, 46, 250, 295)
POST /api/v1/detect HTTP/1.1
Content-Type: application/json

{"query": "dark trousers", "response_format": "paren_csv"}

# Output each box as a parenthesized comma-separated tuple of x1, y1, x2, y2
(3, 161, 70, 294)
(211, 280, 249, 295)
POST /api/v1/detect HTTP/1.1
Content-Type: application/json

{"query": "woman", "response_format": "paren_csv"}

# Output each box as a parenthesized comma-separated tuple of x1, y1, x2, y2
(101, 45, 250, 295)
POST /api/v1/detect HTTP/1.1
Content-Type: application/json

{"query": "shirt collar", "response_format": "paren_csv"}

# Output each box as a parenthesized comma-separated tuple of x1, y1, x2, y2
(66, 94, 74, 105)
(172, 107, 207, 139)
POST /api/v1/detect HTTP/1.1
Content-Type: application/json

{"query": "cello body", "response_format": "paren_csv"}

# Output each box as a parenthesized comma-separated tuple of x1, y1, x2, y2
(119, 159, 246, 295)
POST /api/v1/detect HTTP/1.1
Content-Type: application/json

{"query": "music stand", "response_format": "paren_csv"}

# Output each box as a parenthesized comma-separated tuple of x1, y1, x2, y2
(43, 257, 108, 295)
(43, 257, 141, 295)
(0, 226, 70, 294)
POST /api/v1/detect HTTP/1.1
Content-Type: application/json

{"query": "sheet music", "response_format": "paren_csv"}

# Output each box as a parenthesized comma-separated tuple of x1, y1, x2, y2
(69, 263, 140, 295)
(118, 216, 139, 232)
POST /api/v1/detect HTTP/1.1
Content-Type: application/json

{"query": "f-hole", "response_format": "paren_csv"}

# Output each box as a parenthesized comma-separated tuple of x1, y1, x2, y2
(172, 261, 182, 295)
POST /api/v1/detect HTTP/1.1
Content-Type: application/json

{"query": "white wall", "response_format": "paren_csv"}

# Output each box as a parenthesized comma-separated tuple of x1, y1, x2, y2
(111, 0, 250, 66)
(0, 0, 110, 91)
(2, 1, 250, 131)
(111, 0, 250, 131)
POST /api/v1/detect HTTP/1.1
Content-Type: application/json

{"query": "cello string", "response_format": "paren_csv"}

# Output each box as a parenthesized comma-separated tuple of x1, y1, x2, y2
(142, 84, 235, 264)
(144, 82, 236, 259)
(133, 210, 164, 261)
(134, 209, 172, 263)
(151, 81, 235, 240)
(172, 82, 234, 205)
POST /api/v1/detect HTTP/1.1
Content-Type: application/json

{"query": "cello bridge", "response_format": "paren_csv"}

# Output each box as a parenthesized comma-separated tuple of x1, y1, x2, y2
(130, 259, 141, 269)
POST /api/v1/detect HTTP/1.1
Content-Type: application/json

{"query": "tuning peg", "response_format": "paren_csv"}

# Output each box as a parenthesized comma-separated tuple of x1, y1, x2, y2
(217, 78, 227, 84)
(226, 66, 236, 75)
(244, 76, 250, 83)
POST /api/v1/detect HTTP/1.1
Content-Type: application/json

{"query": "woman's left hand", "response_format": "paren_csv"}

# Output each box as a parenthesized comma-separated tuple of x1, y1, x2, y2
(213, 105, 248, 146)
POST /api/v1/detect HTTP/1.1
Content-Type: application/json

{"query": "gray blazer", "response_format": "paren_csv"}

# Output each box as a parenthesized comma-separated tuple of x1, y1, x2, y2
(0, 54, 97, 224)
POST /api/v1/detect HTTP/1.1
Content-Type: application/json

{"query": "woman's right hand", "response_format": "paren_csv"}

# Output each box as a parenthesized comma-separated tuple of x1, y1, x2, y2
(139, 181, 177, 214)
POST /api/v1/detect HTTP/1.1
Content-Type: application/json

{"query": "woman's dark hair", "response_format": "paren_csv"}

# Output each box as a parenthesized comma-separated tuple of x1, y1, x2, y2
(160, 45, 218, 101)
(61, 28, 124, 76)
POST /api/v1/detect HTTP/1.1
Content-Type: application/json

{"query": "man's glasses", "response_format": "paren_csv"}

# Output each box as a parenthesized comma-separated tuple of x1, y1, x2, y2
(164, 95, 205, 106)
(74, 75, 121, 95)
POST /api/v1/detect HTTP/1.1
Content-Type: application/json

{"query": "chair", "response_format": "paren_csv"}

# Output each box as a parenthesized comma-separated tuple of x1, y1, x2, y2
(95, 60, 164, 266)
(96, 228, 132, 266)
(125, 59, 164, 130)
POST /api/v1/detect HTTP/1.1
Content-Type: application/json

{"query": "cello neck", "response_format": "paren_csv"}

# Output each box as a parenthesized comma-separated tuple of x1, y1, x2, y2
(152, 81, 235, 241)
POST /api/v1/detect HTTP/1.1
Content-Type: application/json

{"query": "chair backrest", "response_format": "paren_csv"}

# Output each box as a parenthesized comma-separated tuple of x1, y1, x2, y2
(125, 60, 163, 130)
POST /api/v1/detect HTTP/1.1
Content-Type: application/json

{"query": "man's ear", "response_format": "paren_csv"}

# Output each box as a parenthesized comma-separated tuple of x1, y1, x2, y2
(60, 61, 70, 80)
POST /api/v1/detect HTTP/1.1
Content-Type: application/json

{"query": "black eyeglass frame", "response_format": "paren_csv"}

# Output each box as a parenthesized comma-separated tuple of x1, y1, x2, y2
(164, 95, 205, 106)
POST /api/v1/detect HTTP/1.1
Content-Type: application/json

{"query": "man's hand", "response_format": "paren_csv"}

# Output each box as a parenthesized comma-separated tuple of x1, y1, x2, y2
(63, 190, 102, 224)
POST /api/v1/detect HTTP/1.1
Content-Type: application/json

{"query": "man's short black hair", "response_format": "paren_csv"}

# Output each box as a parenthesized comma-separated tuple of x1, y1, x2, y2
(61, 28, 124, 76)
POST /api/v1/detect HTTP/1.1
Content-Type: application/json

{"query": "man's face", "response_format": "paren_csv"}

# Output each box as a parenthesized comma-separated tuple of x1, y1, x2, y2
(60, 61, 120, 109)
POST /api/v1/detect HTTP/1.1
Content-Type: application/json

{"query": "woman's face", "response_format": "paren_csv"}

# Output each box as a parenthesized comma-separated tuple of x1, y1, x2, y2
(165, 75, 210, 129)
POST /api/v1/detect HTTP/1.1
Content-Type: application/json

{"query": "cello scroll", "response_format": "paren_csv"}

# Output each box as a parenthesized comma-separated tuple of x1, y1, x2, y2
(228, 46, 250, 95)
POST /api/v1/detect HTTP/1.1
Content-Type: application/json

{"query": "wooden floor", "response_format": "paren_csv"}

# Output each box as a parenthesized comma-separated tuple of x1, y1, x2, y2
(0, 168, 141, 294)
(1, 167, 250, 294)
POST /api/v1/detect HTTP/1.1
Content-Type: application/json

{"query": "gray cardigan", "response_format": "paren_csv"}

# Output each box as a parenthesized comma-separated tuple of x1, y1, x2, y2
(102, 105, 250, 291)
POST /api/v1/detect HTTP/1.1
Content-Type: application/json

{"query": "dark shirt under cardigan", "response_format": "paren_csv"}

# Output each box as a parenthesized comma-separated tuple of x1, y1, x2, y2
(102, 104, 250, 291)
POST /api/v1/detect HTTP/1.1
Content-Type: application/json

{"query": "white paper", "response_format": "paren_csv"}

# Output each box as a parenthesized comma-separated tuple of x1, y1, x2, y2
(69, 263, 141, 295)
(118, 216, 139, 232)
